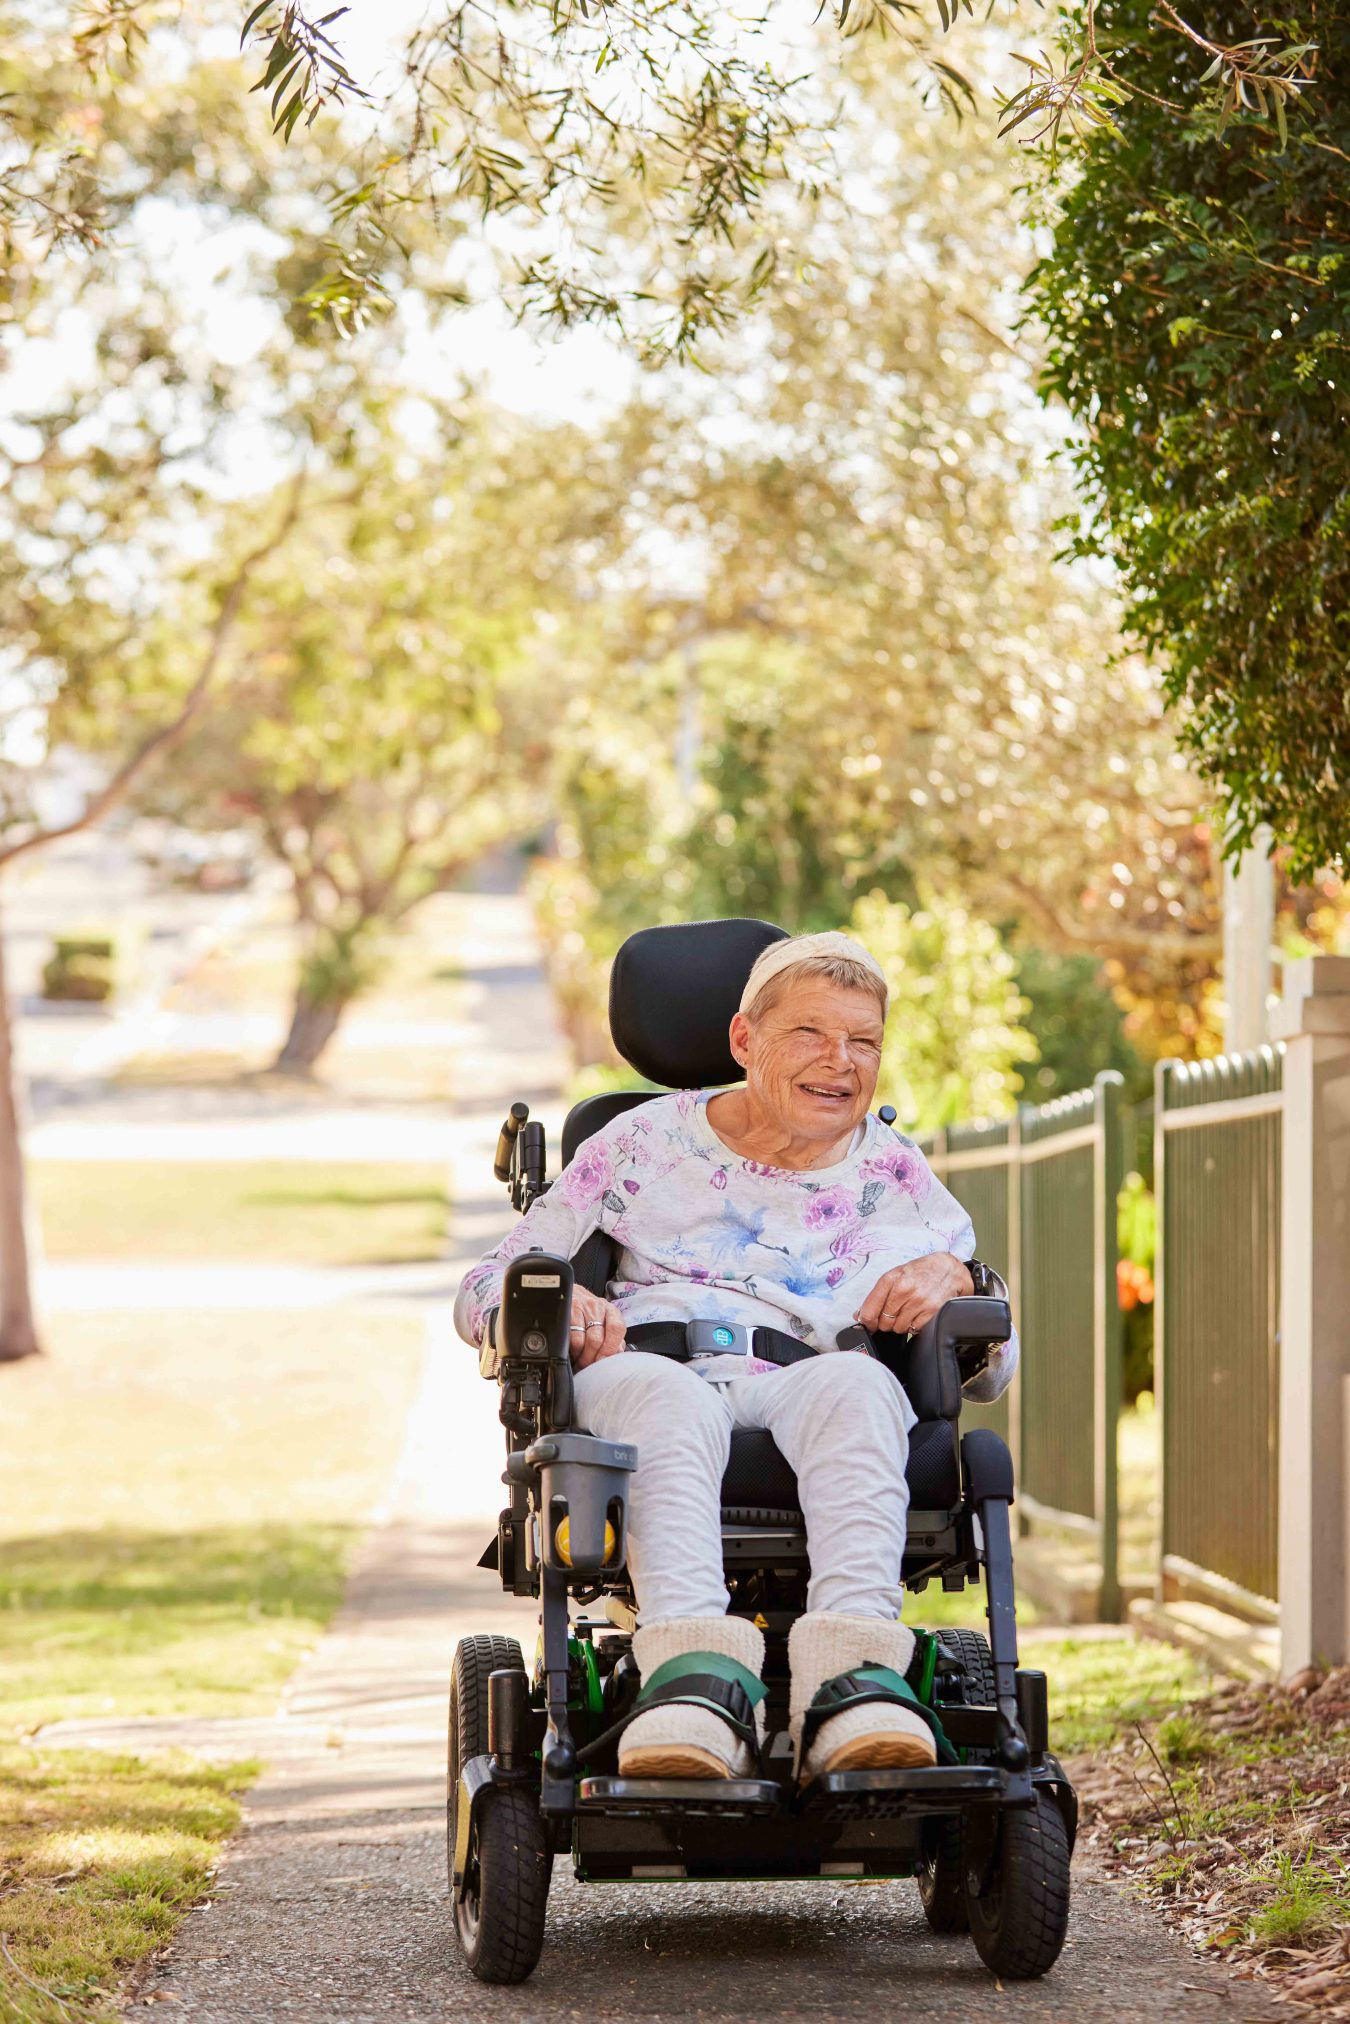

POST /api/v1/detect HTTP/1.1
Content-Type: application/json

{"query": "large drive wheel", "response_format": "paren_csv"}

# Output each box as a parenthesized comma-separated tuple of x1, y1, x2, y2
(917, 1628, 998, 1934)
(447, 1634, 550, 1984)
(964, 1789, 1072, 1979)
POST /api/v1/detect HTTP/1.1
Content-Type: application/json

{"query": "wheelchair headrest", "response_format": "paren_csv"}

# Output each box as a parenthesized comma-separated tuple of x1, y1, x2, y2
(609, 918, 789, 1087)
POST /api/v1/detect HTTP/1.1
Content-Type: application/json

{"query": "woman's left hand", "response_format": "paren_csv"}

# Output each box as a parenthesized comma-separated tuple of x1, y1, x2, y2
(857, 1254, 974, 1336)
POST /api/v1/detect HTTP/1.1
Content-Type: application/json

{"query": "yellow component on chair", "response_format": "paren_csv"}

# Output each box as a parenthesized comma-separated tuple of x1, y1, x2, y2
(554, 1516, 618, 1567)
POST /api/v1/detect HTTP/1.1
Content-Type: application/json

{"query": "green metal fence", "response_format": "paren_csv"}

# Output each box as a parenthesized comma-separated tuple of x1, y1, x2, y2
(1155, 1047, 1283, 1620)
(922, 1071, 1125, 1617)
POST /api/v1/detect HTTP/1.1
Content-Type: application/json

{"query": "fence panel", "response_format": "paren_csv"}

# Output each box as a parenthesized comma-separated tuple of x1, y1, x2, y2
(922, 1072, 1124, 1614)
(1018, 1111, 1098, 1527)
(927, 1120, 1013, 1447)
(1156, 1047, 1283, 1617)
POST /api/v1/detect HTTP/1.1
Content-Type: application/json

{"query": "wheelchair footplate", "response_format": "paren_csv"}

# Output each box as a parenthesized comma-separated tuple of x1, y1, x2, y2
(577, 1775, 782, 1819)
(798, 1763, 1009, 1820)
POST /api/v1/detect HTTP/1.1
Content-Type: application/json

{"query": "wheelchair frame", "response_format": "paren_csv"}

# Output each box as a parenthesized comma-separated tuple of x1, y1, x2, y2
(448, 1090, 1078, 1986)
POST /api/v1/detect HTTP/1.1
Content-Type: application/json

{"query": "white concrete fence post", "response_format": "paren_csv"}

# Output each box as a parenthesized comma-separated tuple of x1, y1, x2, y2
(1273, 954, 1350, 1678)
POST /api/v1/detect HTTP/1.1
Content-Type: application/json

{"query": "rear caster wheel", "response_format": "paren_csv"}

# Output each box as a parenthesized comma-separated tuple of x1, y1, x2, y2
(447, 1634, 550, 1984)
(964, 1789, 1071, 1979)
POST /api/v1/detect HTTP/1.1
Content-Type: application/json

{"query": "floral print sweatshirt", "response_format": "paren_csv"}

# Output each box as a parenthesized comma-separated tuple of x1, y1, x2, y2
(453, 1089, 1017, 1406)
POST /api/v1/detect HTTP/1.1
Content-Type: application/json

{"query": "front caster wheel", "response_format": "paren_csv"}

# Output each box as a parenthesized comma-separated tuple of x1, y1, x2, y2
(454, 1784, 551, 1984)
(964, 1790, 1071, 1979)
(447, 1634, 550, 1984)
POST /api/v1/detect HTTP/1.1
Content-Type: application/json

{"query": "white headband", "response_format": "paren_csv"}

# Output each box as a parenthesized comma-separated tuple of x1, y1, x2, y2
(738, 931, 889, 1018)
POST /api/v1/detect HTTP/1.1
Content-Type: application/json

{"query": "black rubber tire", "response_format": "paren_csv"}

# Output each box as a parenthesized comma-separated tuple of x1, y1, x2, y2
(936, 1627, 996, 1715)
(447, 1635, 550, 1984)
(965, 1789, 1072, 1980)
(917, 1629, 997, 1933)
(917, 1818, 968, 1933)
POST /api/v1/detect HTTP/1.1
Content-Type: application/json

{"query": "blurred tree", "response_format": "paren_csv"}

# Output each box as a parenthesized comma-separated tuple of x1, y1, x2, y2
(0, 30, 416, 1358)
(1028, 0, 1350, 877)
(1014, 949, 1152, 1105)
(532, 51, 1223, 1065)
(147, 407, 587, 1069)
(849, 887, 1037, 1133)
(232, 0, 1332, 355)
(7, 3, 1334, 363)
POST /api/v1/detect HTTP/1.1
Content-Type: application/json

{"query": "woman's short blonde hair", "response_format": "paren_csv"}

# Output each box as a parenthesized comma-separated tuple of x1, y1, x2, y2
(739, 931, 889, 1023)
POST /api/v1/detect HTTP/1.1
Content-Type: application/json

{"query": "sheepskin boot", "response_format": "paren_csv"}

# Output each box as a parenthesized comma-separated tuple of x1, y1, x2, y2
(619, 1615, 766, 1780)
(789, 1613, 937, 1780)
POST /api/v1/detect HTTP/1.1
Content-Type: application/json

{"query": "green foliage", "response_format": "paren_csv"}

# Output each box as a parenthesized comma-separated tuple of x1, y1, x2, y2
(1029, 0, 1350, 876)
(1156, 1709, 1217, 1764)
(1118, 1169, 1158, 1273)
(233, 0, 1338, 355)
(527, 60, 1225, 1075)
(1247, 1850, 1350, 1947)
(849, 887, 1037, 1134)
(139, 399, 584, 1060)
(40, 937, 117, 1004)
(1016, 948, 1151, 1103)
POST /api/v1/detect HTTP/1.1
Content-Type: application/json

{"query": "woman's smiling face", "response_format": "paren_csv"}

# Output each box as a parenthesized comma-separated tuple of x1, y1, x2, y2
(730, 978, 885, 1148)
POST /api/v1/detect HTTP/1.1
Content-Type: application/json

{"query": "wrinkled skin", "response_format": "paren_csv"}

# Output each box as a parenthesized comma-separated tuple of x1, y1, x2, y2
(568, 975, 970, 1366)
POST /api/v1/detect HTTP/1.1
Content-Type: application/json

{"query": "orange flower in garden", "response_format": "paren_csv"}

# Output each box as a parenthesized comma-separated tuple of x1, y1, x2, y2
(1117, 1259, 1155, 1311)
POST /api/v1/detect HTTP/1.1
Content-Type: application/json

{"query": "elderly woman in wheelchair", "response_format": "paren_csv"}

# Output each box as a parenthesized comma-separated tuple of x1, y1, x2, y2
(451, 918, 1073, 1987)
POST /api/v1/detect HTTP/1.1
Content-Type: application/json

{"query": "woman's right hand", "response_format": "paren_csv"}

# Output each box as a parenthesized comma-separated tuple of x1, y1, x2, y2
(568, 1287, 627, 1368)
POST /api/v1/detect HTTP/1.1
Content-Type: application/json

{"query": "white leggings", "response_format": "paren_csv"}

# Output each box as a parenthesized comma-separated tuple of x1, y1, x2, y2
(572, 1350, 912, 1622)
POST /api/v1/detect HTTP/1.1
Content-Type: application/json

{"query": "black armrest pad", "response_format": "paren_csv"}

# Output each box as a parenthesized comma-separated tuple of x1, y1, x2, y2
(873, 1297, 1013, 1423)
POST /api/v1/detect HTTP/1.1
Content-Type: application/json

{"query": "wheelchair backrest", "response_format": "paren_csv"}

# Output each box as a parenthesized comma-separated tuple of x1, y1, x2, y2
(561, 917, 788, 1171)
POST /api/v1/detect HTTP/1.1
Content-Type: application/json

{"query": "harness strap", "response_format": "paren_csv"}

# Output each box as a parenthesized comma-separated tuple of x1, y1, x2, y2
(574, 1649, 767, 1767)
(626, 1321, 817, 1367)
(799, 1663, 958, 1765)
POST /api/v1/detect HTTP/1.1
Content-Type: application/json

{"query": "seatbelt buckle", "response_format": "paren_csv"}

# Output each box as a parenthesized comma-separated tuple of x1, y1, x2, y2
(835, 1322, 877, 1356)
(685, 1320, 752, 1358)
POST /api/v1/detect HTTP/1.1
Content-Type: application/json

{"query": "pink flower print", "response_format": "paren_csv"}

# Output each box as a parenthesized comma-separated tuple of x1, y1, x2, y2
(558, 1141, 613, 1204)
(710, 1168, 728, 1191)
(829, 1228, 861, 1260)
(825, 1265, 847, 1288)
(802, 1187, 853, 1229)
(861, 1147, 926, 1196)
(623, 1178, 641, 1195)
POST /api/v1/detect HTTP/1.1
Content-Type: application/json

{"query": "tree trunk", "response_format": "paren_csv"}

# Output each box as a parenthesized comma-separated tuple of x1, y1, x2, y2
(0, 898, 42, 1362)
(272, 987, 349, 1074)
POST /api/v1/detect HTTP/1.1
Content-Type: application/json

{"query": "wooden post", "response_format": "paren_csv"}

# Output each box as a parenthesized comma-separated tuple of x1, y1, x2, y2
(1094, 1071, 1124, 1621)
(1006, 1106, 1023, 1503)
(1272, 956, 1350, 1674)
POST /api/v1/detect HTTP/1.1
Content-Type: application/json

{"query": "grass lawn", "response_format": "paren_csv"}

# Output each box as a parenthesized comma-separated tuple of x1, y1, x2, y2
(908, 1581, 1210, 1756)
(0, 1306, 424, 2021)
(31, 1161, 449, 1265)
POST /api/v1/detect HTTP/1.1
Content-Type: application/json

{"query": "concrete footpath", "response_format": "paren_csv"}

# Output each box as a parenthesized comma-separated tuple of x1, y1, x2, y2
(44, 889, 1275, 2022)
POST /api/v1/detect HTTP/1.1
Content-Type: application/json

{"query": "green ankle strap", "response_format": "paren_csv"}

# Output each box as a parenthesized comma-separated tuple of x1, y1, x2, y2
(801, 1662, 958, 1765)
(634, 1650, 767, 1752)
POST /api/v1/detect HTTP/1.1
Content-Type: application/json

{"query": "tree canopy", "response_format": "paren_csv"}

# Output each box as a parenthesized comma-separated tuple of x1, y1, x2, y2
(1028, 0, 1349, 876)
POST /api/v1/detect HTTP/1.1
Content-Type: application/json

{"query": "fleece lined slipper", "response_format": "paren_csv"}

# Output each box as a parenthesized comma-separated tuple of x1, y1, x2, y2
(789, 1613, 940, 1780)
(620, 1615, 766, 1780)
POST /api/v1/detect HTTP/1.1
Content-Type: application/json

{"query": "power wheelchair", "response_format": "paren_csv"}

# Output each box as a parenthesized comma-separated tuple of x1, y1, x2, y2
(449, 917, 1076, 1985)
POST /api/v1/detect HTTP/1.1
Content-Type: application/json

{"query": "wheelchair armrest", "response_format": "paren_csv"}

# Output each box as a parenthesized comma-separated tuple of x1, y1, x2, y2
(874, 1296, 1012, 1423)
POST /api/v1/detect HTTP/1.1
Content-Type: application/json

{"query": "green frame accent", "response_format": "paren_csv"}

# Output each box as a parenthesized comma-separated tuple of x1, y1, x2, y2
(910, 1627, 939, 1706)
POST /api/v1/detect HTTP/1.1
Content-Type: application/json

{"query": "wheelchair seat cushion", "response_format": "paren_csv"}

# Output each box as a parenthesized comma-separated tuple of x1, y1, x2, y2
(720, 1421, 959, 1519)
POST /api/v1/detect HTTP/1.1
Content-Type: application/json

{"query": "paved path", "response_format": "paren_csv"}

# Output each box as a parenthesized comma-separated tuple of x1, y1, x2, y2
(41, 888, 1275, 2022)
